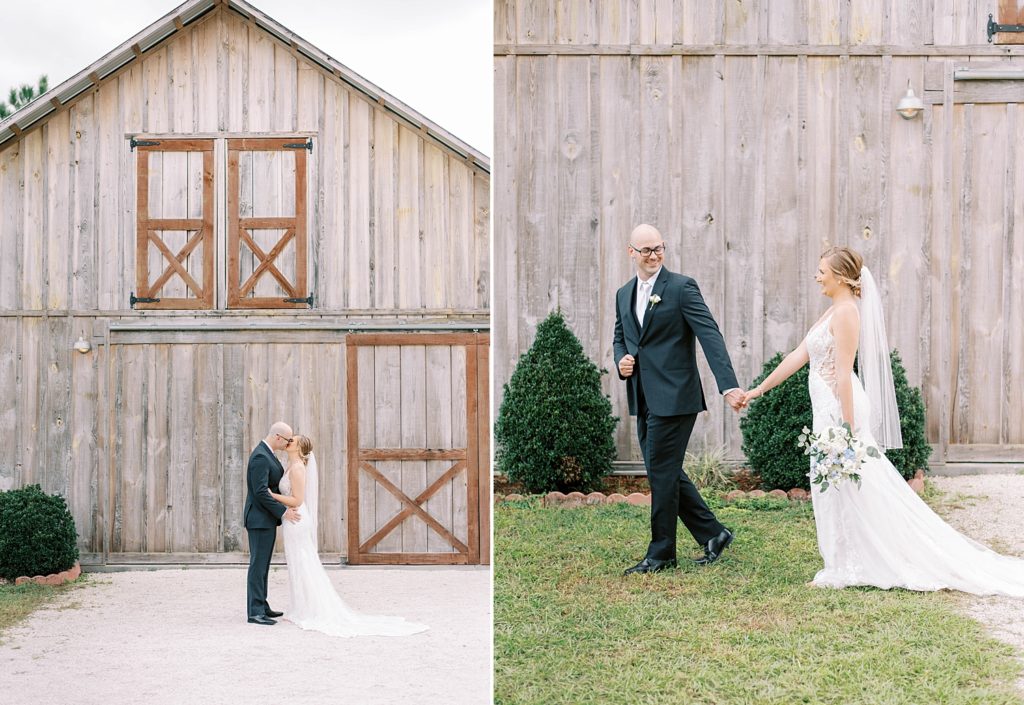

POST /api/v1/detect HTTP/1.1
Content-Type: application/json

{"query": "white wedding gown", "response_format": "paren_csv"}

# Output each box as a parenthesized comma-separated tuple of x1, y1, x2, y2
(279, 468, 429, 636)
(806, 313, 1024, 595)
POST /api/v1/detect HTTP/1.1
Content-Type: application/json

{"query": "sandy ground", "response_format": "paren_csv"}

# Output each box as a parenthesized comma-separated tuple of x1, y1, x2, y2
(931, 474, 1024, 690)
(0, 565, 491, 705)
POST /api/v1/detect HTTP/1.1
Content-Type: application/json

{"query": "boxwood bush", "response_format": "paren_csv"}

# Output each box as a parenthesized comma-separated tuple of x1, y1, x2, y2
(740, 349, 931, 491)
(495, 311, 618, 493)
(0, 484, 79, 582)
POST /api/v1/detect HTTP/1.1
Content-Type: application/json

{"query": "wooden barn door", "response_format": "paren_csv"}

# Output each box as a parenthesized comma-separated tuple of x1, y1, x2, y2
(134, 139, 215, 309)
(227, 138, 309, 309)
(937, 83, 1024, 466)
(346, 333, 489, 565)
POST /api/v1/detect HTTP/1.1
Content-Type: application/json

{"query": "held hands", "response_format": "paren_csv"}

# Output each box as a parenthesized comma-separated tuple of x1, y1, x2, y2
(724, 389, 745, 412)
(284, 507, 301, 524)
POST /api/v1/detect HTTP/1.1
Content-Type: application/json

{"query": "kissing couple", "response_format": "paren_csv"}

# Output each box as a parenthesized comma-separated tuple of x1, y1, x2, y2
(243, 421, 428, 636)
(614, 223, 1024, 595)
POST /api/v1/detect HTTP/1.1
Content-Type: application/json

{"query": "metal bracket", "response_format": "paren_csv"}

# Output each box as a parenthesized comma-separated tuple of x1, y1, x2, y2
(283, 294, 314, 307)
(283, 139, 313, 152)
(988, 13, 1024, 42)
(130, 292, 161, 307)
(130, 137, 161, 151)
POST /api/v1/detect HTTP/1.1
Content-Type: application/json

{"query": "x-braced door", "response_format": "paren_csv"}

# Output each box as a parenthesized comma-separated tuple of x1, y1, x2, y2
(134, 139, 215, 309)
(227, 138, 310, 309)
(346, 333, 488, 565)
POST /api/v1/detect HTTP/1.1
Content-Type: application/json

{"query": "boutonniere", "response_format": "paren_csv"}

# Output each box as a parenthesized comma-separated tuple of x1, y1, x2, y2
(648, 294, 661, 310)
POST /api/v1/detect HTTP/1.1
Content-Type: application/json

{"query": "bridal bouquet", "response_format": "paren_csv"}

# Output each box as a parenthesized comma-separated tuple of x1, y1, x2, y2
(797, 423, 880, 493)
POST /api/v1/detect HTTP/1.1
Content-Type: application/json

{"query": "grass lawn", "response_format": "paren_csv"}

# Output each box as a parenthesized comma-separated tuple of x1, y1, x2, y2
(0, 577, 87, 641)
(494, 494, 1023, 705)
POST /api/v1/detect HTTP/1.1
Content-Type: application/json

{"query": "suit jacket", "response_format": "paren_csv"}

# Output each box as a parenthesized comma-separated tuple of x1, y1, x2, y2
(243, 441, 287, 529)
(613, 268, 739, 417)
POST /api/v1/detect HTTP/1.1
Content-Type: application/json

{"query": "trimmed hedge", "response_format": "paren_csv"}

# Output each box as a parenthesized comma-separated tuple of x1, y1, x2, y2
(0, 485, 79, 582)
(740, 349, 931, 491)
(495, 311, 618, 493)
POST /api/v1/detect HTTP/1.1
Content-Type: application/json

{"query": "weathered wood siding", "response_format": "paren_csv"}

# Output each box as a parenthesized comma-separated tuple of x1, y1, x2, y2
(0, 8, 488, 314)
(0, 5, 490, 560)
(494, 0, 1024, 470)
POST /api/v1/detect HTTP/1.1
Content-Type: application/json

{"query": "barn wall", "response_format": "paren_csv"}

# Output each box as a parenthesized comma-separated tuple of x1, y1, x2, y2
(493, 0, 1024, 467)
(0, 6, 491, 559)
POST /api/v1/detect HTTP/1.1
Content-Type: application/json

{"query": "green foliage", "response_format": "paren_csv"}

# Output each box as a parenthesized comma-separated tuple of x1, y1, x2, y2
(0, 485, 79, 582)
(740, 352, 812, 491)
(740, 349, 932, 491)
(495, 311, 618, 493)
(883, 350, 933, 479)
(685, 446, 735, 492)
(0, 74, 48, 119)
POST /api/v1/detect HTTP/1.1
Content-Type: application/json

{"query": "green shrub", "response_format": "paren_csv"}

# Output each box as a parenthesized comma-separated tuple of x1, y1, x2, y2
(740, 349, 932, 491)
(0, 485, 79, 582)
(685, 446, 735, 492)
(495, 311, 618, 493)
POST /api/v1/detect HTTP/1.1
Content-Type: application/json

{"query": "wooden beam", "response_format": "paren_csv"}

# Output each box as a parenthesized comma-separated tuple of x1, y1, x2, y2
(358, 448, 467, 461)
(131, 43, 144, 58)
(8, 123, 23, 137)
(49, 97, 62, 111)
(173, 16, 185, 30)
(88, 71, 101, 86)
(493, 43, 1024, 57)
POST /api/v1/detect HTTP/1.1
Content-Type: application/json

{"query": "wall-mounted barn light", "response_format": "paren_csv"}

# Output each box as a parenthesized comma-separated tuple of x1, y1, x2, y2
(895, 82, 924, 120)
(73, 336, 91, 354)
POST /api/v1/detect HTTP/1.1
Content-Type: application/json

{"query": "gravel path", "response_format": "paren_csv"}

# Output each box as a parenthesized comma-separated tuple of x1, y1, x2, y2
(0, 565, 490, 705)
(930, 474, 1024, 689)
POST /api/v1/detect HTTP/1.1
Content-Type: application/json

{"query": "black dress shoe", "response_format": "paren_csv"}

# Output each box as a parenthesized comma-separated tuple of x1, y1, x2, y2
(247, 615, 277, 625)
(624, 557, 677, 575)
(694, 529, 734, 565)
(265, 609, 284, 618)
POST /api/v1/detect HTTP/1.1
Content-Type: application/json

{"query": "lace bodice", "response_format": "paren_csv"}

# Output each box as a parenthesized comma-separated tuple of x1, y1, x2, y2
(806, 313, 837, 393)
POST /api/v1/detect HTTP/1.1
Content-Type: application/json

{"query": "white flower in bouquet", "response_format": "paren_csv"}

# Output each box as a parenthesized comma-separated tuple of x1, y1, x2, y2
(797, 422, 881, 493)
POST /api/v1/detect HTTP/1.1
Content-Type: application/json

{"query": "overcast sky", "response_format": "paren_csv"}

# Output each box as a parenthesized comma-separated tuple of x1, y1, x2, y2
(0, 0, 492, 157)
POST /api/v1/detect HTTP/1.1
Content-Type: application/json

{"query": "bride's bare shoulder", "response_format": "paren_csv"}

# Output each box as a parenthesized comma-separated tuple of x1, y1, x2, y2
(288, 462, 306, 477)
(832, 301, 860, 322)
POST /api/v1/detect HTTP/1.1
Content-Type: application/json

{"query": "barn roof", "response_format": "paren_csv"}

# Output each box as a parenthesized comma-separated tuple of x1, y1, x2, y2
(0, 0, 489, 171)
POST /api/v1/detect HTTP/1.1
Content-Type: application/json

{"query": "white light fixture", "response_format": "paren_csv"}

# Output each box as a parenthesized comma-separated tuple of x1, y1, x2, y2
(73, 336, 91, 354)
(896, 82, 924, 120)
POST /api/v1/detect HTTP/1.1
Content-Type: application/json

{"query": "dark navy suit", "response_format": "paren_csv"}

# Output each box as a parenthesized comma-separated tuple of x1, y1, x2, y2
(244, 441, 287, 618)
(613, 268, 739, 560)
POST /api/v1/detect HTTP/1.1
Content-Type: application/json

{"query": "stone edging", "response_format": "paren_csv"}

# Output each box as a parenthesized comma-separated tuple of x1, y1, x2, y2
(12, 562, 82, 587)
(496, 470, 927, 506)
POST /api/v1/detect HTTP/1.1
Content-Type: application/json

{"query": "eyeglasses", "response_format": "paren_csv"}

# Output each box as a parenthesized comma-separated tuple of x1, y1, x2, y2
(630, 244, 665, 257)
(277, 434, 294, 443)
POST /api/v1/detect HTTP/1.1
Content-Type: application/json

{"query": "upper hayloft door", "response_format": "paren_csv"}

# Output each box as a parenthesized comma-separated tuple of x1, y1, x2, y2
(227, 138, 310, 309)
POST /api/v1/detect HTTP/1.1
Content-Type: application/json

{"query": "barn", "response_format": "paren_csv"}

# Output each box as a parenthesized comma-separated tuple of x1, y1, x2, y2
(0, 0, 490, 566)
(494, 0, 1024, 475)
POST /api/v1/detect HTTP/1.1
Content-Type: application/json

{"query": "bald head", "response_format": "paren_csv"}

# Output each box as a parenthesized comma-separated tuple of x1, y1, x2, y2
(630, 223, 662, 245)
(265, 421, 293, 451)
(628, 223, 666, 279)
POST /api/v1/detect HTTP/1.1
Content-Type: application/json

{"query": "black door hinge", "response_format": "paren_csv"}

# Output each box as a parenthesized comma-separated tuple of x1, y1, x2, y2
(284, 294, 314, 307)
(130, 137, 161, 151)
(130, 292, 161, 307)
(283, 139, 313, 152)
(988, 14, 1024, 42)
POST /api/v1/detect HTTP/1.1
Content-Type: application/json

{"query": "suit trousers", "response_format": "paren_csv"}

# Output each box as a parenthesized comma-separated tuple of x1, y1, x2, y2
(246, 527, 276, 617)
(636, 375, 725, 560)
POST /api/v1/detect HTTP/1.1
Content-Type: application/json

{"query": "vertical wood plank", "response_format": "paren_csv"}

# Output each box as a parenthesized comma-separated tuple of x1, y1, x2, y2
(373, 111, 398, 309)
(348, 97, 372, 308)
(222, 344, 246, 552)
(372, 345, 402, 553)
(69, 317, 97, 550)
(194, 344, 223, 552)
(0, 145, 22, 309)
(424, 345, 454, 553)
(0, 319, 17, 490)
(423, 145, 448, 308)
(355, 344, 376, 557)
(71, 94, 97, 311)
(400, 346, 428, 553)
(247, 22, 273, 133)
(273, 43, 297, 133)
(320, 81, 345, 309)
(117, 344, 145, 552)
(145, 344, 169, 552)
(397, 126, 423, 308)
(168, 345, 195, 551)
(21, 132, 44, 310)
(43, 317, 72, 497)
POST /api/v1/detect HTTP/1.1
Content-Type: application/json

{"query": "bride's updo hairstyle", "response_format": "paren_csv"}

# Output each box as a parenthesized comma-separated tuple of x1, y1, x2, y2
(295, 435, 313, 465)
(820, 246, 864, 297)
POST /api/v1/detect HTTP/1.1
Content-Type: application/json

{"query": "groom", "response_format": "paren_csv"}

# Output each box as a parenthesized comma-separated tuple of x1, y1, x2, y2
(613, 224, 744, 575)
(244, 421, 300, 625)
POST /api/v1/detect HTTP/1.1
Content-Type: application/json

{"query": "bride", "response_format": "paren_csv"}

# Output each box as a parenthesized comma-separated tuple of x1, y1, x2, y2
(269, 435, 428, 636)
(741, 246, 1024, 595)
